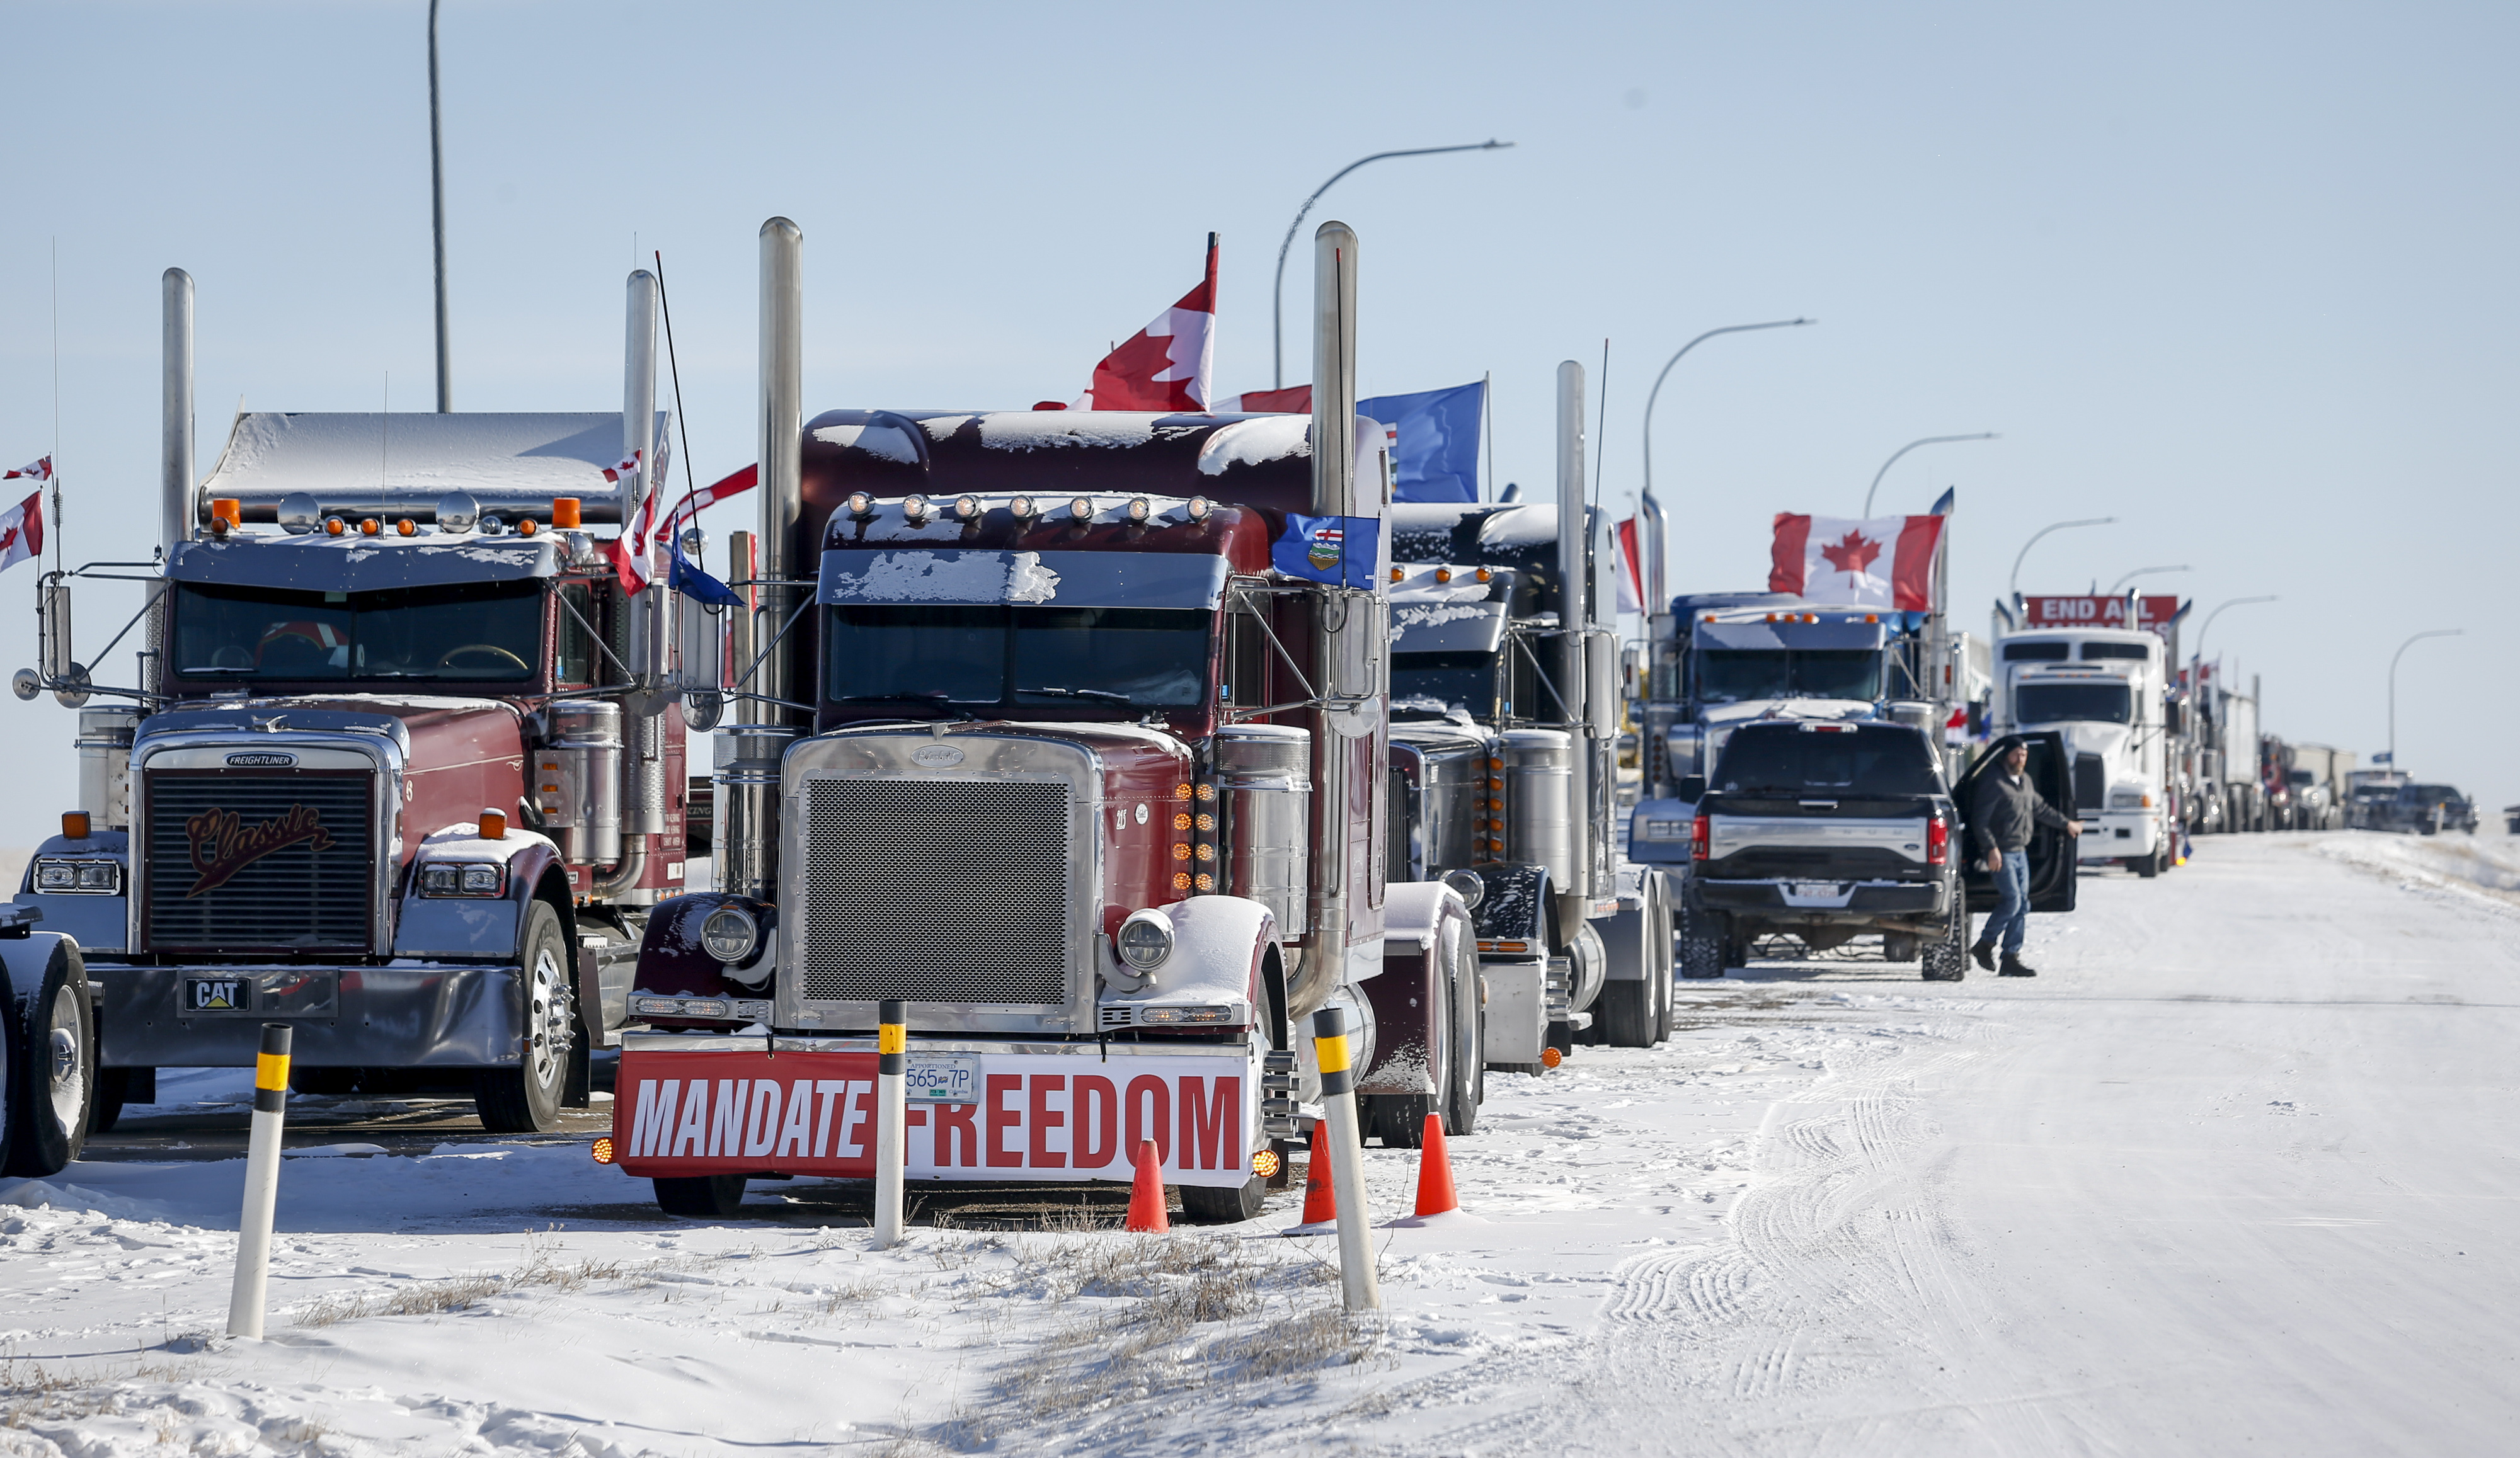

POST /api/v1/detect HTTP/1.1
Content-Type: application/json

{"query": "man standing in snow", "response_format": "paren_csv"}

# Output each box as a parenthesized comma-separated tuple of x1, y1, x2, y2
(1971, 736, 2081, 976)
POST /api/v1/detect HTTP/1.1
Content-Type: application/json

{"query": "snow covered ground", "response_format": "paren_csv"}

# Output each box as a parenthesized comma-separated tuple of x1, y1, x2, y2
(5, 832, 2517, 1455)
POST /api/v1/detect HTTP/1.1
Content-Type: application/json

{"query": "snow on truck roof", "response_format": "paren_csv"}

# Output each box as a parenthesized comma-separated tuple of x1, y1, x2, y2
(199, 411, 672, 526)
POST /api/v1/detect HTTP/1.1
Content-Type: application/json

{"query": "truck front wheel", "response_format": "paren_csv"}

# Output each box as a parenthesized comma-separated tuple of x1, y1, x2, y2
(653, 1174, 748, 1219)
(1679, 906, 1727, 980)
(1921, 901, 1970, 982)
(474, 902, 575, 1134)
(4, 942, 93, 1177)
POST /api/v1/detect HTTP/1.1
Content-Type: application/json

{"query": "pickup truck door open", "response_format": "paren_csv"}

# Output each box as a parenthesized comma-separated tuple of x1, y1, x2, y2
(1954, 731, 2079, 914)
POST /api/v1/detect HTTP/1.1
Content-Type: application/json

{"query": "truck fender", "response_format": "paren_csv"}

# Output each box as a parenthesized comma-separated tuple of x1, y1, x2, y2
(635, 892, 776, 1000)
(1102, 894, 1275, 1017)
(392, 824, 566, 960)
(1358, 883, 1472, 1096)
(1469, 863, 1550, 947)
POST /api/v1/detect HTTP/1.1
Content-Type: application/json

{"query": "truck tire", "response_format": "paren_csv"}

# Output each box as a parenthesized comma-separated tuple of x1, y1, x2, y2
(2136, 848, 2161, 879)
(1598, 979, 1654, 1047)
(1363, 1093, 1433, 1148)
(1680, 906, 1727, 979)
(0, 971, 18, 1173)
(653, 1174, 748, 1219)
(4, 941, 93, 1177)
(1921, 901, 1969, 982)
(1443, 921, 1481, 1136)
(91, 1067, 137, 1134)
(474, 901, 575, 1134)
(1181, 1173, 1268, 1224)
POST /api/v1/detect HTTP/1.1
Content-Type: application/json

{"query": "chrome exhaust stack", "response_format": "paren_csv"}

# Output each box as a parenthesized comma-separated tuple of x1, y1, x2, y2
(162, 268, 194, 557)
(721, 217, 805, 902)
(1555, 358, 1591, 902)
(597, 270, 665, 897)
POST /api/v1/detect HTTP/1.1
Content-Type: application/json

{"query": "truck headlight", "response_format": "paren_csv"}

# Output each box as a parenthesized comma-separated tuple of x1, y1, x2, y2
(2108, 790, 2147, 810)
(34, 858, 120, 894)
(1440, 867, 1485, 909)
(1116, 910, 1174, 971)
(701, 904, 760, 964)
(418, 862, 505, 897)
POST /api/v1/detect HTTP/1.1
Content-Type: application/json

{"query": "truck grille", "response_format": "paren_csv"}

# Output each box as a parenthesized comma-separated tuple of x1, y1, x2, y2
(2074, 753, 2106, 814)
(144, 773, 374, 952)
(800, 778, 1072, 1005)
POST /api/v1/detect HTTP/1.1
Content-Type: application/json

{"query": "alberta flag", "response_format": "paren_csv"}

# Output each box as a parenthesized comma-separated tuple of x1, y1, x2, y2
(1271, 513, 1382, 589)
(1768, 513, 1945, 610)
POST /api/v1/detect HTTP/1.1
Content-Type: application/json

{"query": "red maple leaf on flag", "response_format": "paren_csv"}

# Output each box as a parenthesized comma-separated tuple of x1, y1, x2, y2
(1818, 530, 1881, 574)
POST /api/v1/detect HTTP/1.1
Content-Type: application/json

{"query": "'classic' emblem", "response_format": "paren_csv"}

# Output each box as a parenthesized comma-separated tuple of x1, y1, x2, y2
(185, 804, 336, 897)
(910, 745, 965, 768)
(226, 753, 296, 768)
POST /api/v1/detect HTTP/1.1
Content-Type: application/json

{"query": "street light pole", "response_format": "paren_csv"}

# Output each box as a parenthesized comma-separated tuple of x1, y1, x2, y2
(1638, 317, 1814, 607)
(2388, 629, 2462, 772)
(2192, 595, 2277, 679)
(2109, 564, 2190, 593)
(1862, 432, 1996, 518)
(1271, 140, 1512, 389)
(2007, 517, 2114, 600)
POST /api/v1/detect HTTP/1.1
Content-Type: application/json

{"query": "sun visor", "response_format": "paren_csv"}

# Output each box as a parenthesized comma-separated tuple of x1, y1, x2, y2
(1697, 618, 1886, 651)
(1394, 598, 1508, 654)
(818, 549, 1230, 610)
(167, 535, 559, 593)
(198, 411, 669, 526)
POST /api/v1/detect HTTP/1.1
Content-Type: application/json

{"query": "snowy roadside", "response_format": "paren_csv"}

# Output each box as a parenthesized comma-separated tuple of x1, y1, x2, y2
(0, 981, 1987, 1457)
(2311, 828, 2520, 914)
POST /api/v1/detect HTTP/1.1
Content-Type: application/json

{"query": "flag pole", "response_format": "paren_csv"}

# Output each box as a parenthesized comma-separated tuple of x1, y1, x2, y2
(1480, 371, 1492, 503)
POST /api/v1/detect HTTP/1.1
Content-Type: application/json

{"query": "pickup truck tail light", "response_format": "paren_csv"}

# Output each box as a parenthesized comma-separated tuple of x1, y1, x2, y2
(1690, 814, 1710, 861)
(1927, 816, 1949, 866)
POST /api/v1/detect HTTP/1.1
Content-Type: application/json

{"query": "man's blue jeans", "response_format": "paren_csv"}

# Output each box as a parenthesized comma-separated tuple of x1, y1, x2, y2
(1982, 848, 2032, 954)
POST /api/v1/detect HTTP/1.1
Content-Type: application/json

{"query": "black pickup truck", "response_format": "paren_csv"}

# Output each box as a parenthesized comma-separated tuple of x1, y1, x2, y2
(1676, 720, 2076, 981)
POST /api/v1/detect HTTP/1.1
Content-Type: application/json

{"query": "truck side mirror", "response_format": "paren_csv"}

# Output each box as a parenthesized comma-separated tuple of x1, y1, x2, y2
(2164, 702, 2185, 734)
(673, 590, 727, 732)
(1678, 773, 1707, 802)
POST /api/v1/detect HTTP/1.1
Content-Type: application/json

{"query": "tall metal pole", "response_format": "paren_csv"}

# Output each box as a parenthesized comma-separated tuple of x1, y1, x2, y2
(1271, 140, 1511, 389)
(2388, 629, 2461, 772)
(2007, 517, 2114, 599)
(1862, 433, 1996, 518)
(2108, 565, 2190, 593)
(1638, 317, 1813, 607)
(428, 0, 451, 412)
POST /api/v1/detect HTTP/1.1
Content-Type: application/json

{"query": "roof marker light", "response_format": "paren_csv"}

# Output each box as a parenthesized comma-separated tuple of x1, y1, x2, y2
(902, 494, 931, 523)
(1009, 495, 1040, 520)
(953, 494, 983, 521)
(1125, 498, 1151, 523)
(1390, 567, 1404, 583)
(518, 519, 539, 537)
(846, 491, 874, 518)
(1475, 567, 1491, 582)
(358, 518, 382, 537)
(396, 518, 418, 537)
(324, 516, 346, 537)
(1068, 496, 1094, 523)
(1435, 567, 1453, 584)
(1185, 496, 1213, 522)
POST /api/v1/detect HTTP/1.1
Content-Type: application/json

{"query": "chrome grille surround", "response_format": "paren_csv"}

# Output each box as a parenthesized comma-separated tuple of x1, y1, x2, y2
(779, 731, 1098, 1036)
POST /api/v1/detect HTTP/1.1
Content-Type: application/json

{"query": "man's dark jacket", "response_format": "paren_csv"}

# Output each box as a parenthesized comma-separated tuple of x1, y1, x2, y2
(1972, 768, 2070, 855)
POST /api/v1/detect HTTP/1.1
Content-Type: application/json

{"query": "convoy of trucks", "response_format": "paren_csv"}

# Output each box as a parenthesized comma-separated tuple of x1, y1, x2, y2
(0, 216, 2480, 1189)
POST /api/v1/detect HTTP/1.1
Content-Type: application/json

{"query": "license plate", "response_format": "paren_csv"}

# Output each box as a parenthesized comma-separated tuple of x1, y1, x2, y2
(1790, 882, 1841, 899)
(905, 1054, 980, 1105)
(186, 977, 248, 1012)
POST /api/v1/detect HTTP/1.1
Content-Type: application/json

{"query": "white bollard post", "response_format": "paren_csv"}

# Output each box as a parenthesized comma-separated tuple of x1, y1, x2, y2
(1312, 1006, 1381, 1311)
(873, 998, 907, 1248)
(227, 1022, 291, 1338)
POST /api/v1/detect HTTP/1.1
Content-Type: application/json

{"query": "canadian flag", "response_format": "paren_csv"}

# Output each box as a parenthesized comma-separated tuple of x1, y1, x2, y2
(3, 456, 50, 482)
(0, 487, 45, 575)
(1612, 516, 1644, 614)
(1768, 513, 1945, 610)
(601, 450, 641, 487)
(1074, 236, 1217, 412)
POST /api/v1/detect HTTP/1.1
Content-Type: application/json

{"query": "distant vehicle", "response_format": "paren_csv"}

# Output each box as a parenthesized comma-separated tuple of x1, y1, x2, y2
(2503, 804, 2520, 836)
(1675, 720, 2076, 981)
(2378, 783, 2477, 836)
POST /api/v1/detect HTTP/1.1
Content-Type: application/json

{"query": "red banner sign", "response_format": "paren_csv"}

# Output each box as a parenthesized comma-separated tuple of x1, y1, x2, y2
(2020, 595, 2181, 634)
(611, 1047, 1256, 1188)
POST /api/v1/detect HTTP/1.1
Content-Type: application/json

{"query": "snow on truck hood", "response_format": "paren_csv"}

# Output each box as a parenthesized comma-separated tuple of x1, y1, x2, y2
(817, 549, 1230, 608)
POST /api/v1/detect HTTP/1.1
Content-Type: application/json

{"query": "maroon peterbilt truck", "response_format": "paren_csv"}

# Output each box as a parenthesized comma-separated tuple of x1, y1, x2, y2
(7, 268, 703, 1149)
(606, 217, 1483, 1221)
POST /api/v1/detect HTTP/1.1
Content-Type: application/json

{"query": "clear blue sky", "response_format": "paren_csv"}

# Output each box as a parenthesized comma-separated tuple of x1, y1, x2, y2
(3, 1, 2514, 845)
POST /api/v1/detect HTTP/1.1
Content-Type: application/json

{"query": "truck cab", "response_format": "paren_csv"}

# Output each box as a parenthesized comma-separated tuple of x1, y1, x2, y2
(1995, 628, 2173, 876)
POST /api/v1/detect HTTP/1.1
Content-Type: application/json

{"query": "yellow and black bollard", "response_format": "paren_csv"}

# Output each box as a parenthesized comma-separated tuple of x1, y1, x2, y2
(226, 1023, 292, 1338)
(1312, 1006, 1381, 1311)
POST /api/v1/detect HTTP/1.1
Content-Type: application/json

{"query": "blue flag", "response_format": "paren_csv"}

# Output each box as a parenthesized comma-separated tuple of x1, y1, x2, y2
(670, 532, 744, 607)
(1271, 513, 1383, 589)
(1358, 380, 1484, 503)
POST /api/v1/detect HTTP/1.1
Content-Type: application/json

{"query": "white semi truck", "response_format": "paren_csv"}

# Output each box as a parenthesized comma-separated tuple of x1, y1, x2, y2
(1994, 624, 2177, 877)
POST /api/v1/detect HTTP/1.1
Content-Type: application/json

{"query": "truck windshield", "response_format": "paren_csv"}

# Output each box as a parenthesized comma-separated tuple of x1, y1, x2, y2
(2015, 681, 2132, 724)
(1711, 724, 1942, 795)
(1697, 649, 1881, 703)
(825, 605, 1210, 710)
(1391, 651, 1496, 719)
(171, 580, 543, 682)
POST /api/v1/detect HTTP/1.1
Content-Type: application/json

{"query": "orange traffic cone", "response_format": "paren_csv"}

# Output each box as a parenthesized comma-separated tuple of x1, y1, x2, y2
(1125, 1139, 1170, 1233)
(1299, 1120, 1336, 1224)
(1413, 1113, 1458, 1217)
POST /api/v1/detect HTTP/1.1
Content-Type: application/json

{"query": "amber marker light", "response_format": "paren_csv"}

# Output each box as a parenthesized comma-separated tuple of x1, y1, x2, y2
(1252, 1149, 1282, 1178)
(553, 498, 582, 529)
(324, 516, 346, 536)
(590, 1136, 616, 1165)
(518, 519, 539, 536)
(62, 811, 89, 840)
(358, 518, 382, 536)
(1540, 1047, 1564, 1069)
(1389, 567, 1403, 582)
(396, 518, 418, 537)
(479, 808, 508, 841)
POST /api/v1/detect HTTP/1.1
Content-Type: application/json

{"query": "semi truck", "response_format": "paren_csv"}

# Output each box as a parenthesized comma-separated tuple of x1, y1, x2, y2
(1385, 366, 1671, 1055)
(604, 217, 1480, 1220)
(6, 268, 699, 1163)
(1991, 602, 2184, 876)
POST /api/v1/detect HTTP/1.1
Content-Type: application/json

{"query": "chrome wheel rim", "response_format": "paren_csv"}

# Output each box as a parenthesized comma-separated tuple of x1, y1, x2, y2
(45, 984, 85, 1131)
(524, 943, 570, 1090)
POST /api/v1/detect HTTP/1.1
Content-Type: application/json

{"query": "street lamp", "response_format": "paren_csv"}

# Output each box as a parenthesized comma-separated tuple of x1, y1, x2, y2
(1637, 317, 1814, 608)
(2192, 595, 2277, 676)
(1862, 433, 1996, 517)
(1271, 140, 1514, 388)
(2008, 517, 2114, 598)
(2108, 564, 2189, 593)
(2387, 629, 2462, 773)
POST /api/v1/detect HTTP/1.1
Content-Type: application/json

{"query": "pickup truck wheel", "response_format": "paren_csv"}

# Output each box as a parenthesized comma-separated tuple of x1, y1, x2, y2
(1680, 906, 1727, 979)
(1922, 903, 1969, 981)
(653, 1174, 748, 1219)
(4, 943, 93, 1177)
(474, 902, 573, 1134)
(1180, 1173, 1268, 1224)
